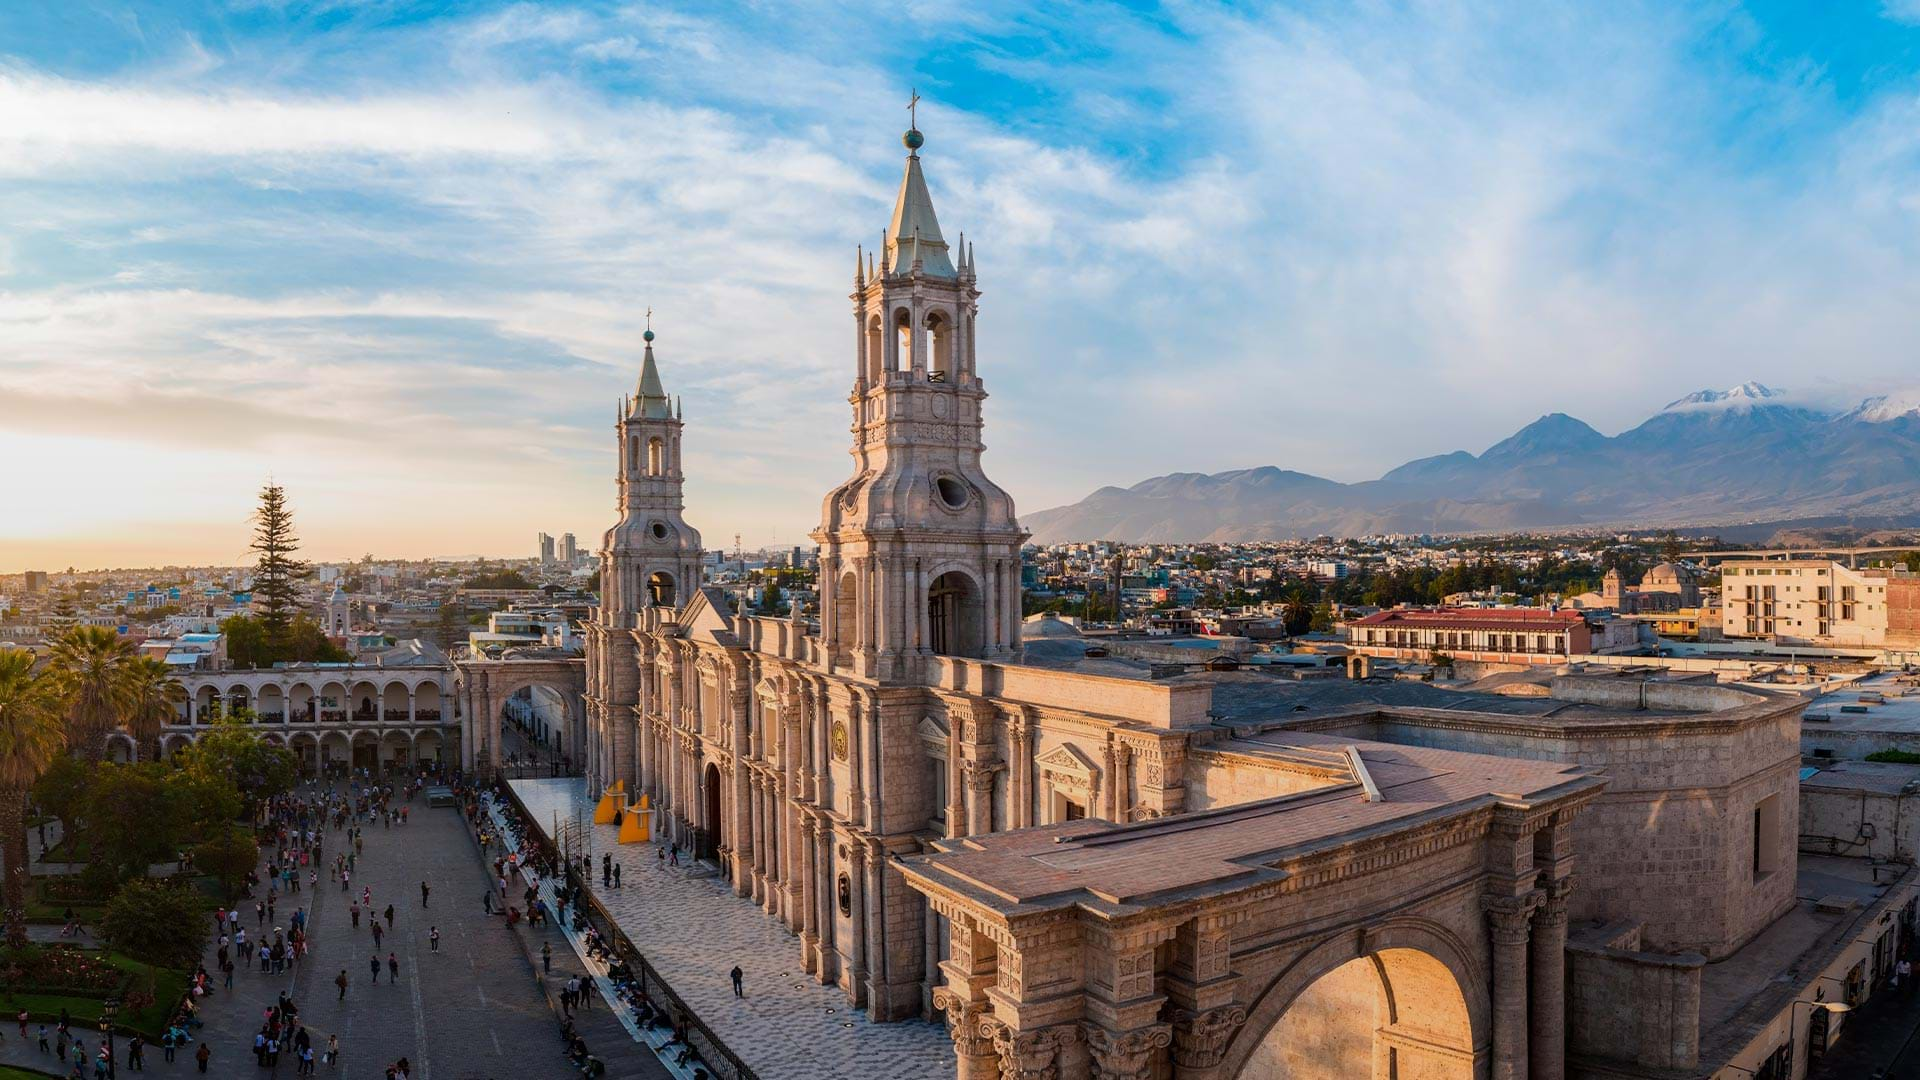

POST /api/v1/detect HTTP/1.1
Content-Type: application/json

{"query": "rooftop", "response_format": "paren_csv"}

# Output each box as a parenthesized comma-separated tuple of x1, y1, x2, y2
(905, 733, 1601, 915)
(1802, 673, 1920, 736)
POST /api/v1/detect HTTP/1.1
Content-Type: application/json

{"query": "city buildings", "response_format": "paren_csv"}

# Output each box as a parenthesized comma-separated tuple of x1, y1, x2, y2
(1721, 558, 1902, 648)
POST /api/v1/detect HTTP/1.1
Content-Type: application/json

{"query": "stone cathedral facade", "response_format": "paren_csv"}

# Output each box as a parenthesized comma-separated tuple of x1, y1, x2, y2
(584, 127, 1203, 1022)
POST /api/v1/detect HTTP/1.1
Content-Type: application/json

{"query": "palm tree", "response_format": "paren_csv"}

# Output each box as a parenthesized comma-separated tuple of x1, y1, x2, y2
(0, 648, 70, 947)
(120, 656, 184, 763)
(45, 625, 134, 761)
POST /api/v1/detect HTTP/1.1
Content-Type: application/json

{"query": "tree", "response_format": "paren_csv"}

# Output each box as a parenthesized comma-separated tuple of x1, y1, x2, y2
(31, 755, 90, 848)
(100, 879, 210, 992)
(761, 578, 785, 614)
(1660, 530, 1684, 564)
(1310, 602, 1335, 634)
(464, 569, 533, 590)
(193, 825, 258, 900)
(0, 648, 69, 947)
(166, 766, 242, 842)
(248, 482, 312, 654)
(45, 625, 134, 761)
(176, 721, 296, 818)
(222, 613, 346, 668)
(119, 656, 183, 762)
(433, 602, 467, 651)
(78, 762, 184, 882)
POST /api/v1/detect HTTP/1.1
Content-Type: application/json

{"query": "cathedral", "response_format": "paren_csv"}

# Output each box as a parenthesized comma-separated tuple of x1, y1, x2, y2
(580, 122, 1851, 1080)
(585, 121, 1058, 1021)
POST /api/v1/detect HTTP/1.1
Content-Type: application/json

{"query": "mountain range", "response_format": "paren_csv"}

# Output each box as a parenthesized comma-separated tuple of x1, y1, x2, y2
(1021, 383, 1920, 543)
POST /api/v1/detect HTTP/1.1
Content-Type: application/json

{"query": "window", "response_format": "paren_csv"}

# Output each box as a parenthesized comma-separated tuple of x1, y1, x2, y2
(929, 755, 948, 824)
(1753, 794, 1782, 878)
(837, 873, 852, 917)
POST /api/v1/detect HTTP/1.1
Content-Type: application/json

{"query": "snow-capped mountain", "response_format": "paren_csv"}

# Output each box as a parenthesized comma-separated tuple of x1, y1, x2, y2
(1659, 381, 1791, 413)
(1022, 381, 1920, 543)
(1842, 391, 1920, 424)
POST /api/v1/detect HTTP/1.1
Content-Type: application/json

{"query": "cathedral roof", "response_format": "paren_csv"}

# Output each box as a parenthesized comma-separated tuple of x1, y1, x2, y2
(885, 132, 957, 278)
(633, 334, 672, 420)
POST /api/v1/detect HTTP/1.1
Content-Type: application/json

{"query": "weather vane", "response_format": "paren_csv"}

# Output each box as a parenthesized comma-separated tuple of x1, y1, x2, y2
(908, 88, 920, 129)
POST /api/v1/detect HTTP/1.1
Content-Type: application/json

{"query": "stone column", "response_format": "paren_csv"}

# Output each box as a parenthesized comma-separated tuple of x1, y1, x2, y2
(983, 1022, 1078, 1080)
(815, 815, 837, 984)
(932, 916, 1000, 1080)
(1485, 891, 1542, 1080)
(799, 815, 820, 974)
(1531, 876, 1575, 1080)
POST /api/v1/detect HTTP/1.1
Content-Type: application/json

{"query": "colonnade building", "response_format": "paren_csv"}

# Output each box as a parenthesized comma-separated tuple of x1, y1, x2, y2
(577, 125, 1866, 1080)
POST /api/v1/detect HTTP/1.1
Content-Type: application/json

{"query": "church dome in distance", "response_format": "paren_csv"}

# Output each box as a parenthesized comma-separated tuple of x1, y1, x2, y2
(1643, 562, 1690, 585)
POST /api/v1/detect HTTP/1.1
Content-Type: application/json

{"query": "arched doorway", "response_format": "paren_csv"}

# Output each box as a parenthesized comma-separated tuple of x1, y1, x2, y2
(927, 570, 984, 658)
(702, 762, 723, 862)
(648, 571, 677, 608)
(1237, 947, 1476, 1079)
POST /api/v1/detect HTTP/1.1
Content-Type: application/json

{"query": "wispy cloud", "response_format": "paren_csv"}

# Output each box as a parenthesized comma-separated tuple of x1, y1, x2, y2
(4, 1, 1920, 569)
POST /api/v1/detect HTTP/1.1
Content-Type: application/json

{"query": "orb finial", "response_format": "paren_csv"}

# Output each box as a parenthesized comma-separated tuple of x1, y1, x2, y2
(904, 88, 923, 152)
(644, 307, 654, 343)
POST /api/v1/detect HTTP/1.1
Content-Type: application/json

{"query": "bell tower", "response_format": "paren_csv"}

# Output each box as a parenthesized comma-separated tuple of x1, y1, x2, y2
(813, 122, 1027, 680)
(602, 323, 705, 615)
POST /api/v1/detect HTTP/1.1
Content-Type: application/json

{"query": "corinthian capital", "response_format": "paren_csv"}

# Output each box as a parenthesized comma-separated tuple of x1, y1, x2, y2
(1170, 1005, 1247, 1069)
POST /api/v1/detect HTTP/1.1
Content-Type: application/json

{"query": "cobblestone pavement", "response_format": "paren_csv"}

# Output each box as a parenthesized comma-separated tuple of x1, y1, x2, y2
(2, 781, 584, 1080)
(507, 778, 957, 1080)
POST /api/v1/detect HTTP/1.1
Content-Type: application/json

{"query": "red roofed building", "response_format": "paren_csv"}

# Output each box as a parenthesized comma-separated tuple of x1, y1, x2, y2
(1347, 605, 1591, 665)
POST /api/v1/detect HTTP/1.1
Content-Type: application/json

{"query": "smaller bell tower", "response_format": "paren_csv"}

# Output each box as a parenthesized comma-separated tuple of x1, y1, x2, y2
(601, 323, 705, 616)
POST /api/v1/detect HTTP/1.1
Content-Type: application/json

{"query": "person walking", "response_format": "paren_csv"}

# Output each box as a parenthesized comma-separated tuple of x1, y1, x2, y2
(428, 927, 439, 952)
(542, 942, 552, 974)
(372, 921, 384, 949)
(387, 953, 399, 983)
(384, 904, 394, 929)
(324, 1034, 338, 1070)
(730, 965, 743, 998)
(612, 863, 621, 888)
(194, 1042, 210, 1074)
(483, 891, 493, 915)
(336, 969, 349, 1000)
(127, 1033, 145, 1071)
(420, 881, 430, 908)
(370, 954, 381, 984)
(350, 902, 360, 929)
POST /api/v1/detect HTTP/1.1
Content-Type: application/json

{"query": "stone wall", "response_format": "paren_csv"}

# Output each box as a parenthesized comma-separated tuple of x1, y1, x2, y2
(1889, 578, 1920, 650)
(1184, 749, 1345, 810)
(1566, 922, 1704, 1071)
(1800, 780, 1920, 862)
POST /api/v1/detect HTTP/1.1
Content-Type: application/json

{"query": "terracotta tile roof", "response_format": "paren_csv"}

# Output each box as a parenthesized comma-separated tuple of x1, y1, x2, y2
(1352, 606, 1585, 633)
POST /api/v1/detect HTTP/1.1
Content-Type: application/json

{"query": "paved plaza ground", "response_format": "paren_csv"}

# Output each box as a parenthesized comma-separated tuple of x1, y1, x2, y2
(2, 780, 652, 1080)
(507, 777, 957, 1080)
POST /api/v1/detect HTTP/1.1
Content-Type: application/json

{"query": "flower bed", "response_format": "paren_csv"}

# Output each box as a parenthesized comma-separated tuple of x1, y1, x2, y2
(0, 945, 128, 995)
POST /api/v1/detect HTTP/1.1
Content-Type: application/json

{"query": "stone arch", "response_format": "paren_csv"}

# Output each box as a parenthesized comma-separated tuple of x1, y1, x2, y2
(926, 565, 986, 659)
(288, 682, 315, 723)
(413, 682, 442, 721)
(350, 680, 380, 721)
(866, 313, 885, 380)
(414, 730, 443, 764)
(925, 308, 954, 382)
(648, 570, 677, 608)
(702, 761, 724, 862)
(1347, 654, 1373, 680)
(317, 681, 348, 723)
(257, 684, 285, 722)
(288, 732, 319, 774)
(1225, 918, 1488, 1080)
(647, 436, 665, 476)
(225, 683, 252, 717)
(193, 685, 218, 723)
(893, 306, 913, 371)
(104, 733, 136, 763)
(381, 680, 410, 721)
(320, 731, 351, 772)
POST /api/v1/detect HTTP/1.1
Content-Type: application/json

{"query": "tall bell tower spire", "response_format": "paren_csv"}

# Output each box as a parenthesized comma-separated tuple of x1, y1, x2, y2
(813, 112, 1026, 680)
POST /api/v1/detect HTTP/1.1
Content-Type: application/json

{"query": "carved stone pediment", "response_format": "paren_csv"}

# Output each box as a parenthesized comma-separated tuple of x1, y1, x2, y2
(918, 715, 950, 744)
(1036, 742, 1098, 779)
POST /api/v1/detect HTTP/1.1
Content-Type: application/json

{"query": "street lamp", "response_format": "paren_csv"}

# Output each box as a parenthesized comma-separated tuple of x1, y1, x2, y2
(99, 997, 119, 1078)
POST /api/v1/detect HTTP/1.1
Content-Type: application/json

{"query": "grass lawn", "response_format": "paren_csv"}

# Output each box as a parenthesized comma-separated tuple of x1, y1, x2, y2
(0, 1065, 62, 1079)
(0, 951, 188, 1039)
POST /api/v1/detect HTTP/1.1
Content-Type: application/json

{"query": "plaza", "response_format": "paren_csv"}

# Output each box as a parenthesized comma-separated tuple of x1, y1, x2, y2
(1, 782, 638, 1080)
(505, 776, 957, 1079)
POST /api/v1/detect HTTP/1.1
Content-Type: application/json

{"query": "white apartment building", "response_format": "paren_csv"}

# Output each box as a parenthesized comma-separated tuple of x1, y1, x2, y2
(1721, 559, 1889, 647)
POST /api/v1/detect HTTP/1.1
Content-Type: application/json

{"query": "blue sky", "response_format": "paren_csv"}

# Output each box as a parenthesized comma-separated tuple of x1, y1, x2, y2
(6, 1, 1920, 570)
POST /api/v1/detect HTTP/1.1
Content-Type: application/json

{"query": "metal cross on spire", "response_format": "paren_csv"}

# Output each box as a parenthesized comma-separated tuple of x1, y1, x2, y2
(645, 307, 652, 332)
(908, 88, 920, 129)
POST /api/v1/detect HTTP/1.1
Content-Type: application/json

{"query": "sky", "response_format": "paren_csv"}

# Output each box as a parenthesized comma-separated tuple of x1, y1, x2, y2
(7, 1, 1920, 572)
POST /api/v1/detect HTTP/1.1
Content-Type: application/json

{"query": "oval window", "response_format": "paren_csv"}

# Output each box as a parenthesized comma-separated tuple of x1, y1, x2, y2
(935, 476, 967, 509)
(650, 521, 670, 541)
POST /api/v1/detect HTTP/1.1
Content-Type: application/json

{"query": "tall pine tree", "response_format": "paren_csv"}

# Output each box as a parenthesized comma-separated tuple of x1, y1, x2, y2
(248, 483, 310, 655)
